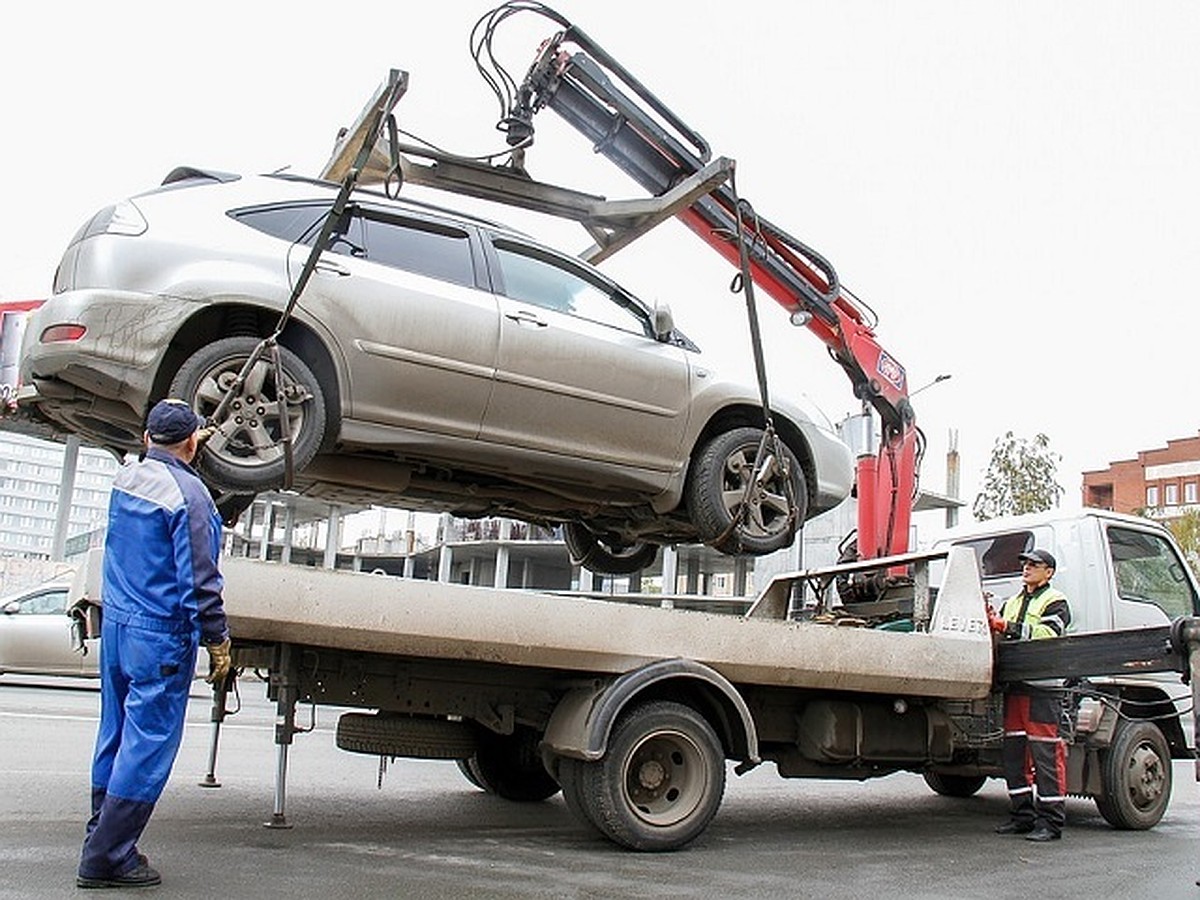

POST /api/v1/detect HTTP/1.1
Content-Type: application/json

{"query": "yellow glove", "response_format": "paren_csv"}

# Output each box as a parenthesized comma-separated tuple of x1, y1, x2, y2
(194, 425, 217, 449)
(205, 637, 232, 685)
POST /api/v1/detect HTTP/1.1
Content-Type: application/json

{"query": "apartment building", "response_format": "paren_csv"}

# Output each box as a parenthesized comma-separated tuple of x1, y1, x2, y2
(1082, 431, 1200, 519)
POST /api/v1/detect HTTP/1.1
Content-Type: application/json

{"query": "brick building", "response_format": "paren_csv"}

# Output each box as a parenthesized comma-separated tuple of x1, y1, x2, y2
(1082, 431, 1200, 518)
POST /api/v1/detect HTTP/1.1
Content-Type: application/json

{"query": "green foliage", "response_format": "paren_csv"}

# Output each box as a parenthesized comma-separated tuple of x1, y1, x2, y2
(1165, 508, 1200, 577)
(972, 431, 1064, 521)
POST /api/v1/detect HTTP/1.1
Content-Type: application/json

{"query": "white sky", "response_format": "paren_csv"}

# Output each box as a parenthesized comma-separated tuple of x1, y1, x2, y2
(2, 1, 1197, 538)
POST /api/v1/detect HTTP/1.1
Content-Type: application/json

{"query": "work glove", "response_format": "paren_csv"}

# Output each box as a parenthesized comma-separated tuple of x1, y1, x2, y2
(987, 608, 1008, 635)
(194, 425, 217, 449)
(205, 637, 232, 685)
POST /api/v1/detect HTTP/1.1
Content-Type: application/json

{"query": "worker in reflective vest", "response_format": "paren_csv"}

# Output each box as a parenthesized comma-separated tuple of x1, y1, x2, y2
(986, 548, 1071, 843)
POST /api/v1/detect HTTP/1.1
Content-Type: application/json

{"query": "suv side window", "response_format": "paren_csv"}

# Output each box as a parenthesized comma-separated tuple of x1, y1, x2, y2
(360, 214, 475, 288)
(231, 203, 331, 243)
(492, 241, 651, 336)
(231, 204, 476, 288)
(1107, 525, 1200, 618)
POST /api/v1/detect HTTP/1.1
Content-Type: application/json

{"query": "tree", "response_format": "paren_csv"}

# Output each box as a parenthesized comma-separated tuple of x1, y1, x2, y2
(1165, 508, 1200, 577)
(972, 431, 1064, 521)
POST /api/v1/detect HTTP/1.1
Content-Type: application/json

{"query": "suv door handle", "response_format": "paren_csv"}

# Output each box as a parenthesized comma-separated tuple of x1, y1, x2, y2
(505, 310, 548, 328)
(315, 260, 351, 277)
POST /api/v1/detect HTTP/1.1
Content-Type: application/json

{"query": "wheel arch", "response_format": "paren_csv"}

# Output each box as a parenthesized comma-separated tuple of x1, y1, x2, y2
(149, 302, 342, 448)
(1113, 683, 1190, 757)
(542, 658, 759, 766)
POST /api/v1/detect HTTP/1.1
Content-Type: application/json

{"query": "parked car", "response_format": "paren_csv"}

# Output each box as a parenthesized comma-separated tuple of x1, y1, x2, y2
(20, 169, 854, 573)
(0, 580, 96, 677)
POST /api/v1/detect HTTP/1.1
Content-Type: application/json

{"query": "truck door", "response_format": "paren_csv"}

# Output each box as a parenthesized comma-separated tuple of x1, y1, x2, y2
(1104, 523, 1200, 629)
(479, 237, 690, 490)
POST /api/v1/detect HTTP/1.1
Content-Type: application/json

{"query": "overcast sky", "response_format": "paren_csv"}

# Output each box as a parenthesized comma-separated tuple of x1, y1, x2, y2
(2, 1, 1197, 538)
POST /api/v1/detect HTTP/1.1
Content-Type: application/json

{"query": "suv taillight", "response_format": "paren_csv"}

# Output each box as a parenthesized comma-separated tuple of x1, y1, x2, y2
(41, 324, 86, 343)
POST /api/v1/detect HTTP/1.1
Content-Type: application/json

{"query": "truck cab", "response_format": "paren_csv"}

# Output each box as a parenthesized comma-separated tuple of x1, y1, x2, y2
(932, 508, 1200, 634)
(927, 508, 1198, 826)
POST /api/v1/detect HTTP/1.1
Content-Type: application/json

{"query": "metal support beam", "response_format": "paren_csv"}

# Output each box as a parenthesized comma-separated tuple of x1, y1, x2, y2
(264, 643, 298, 829)
(322, 505, 340, 570)
(280, 504, 295, 566)
(50, 434, 80, 561)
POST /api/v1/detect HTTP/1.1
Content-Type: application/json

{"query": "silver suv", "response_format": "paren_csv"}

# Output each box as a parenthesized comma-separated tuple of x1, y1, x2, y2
(21, 169, 853, 573)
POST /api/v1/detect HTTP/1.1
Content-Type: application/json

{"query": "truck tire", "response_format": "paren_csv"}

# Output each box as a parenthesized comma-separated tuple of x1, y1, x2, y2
(336, 713, 477, 759)
(567, 700, 726, 851)
(685, 427, 806, 555)
(465, 725, 561, 802)
(563, 524, 658, 576)
(169, 336, 326, 492)
(922, 771, 987, 798)
(556, 756, 603, 837)
(1094, 719, 1172, 830)
(456, 757, 488, 791)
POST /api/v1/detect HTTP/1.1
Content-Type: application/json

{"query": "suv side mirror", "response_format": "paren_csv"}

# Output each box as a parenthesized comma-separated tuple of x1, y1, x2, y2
(652, 304, 675, 340)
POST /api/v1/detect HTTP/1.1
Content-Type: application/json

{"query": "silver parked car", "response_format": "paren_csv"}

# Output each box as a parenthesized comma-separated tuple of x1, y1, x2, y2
(0, 580, 96, 677)
(20, 169, 853, 573)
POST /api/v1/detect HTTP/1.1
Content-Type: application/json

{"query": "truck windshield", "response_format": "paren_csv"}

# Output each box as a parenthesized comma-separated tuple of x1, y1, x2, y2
(1107, 525, 1200, 618)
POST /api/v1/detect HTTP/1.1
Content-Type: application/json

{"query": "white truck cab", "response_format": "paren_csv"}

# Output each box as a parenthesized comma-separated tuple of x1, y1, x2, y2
(931, 508, 1200, 634)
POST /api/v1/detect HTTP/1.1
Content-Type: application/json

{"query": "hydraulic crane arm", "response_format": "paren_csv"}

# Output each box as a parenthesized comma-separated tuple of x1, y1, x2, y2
(503, 19, 918, 560)
(321, 5, 921, 562)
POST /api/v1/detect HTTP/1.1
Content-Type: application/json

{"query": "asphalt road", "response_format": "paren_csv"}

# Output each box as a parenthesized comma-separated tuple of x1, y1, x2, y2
(1, 675, 1197, 900)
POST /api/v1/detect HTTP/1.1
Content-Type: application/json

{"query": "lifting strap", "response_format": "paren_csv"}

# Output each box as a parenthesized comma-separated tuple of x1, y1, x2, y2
(206, 73, 407, 489)
(713, 171, 800, 551)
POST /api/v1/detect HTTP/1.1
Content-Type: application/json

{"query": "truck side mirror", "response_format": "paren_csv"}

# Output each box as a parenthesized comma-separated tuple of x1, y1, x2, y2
(652, 304, 674, 340)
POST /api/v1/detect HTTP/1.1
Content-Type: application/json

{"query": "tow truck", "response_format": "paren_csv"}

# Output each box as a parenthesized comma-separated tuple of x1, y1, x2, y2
(53, 4, 1200, 852)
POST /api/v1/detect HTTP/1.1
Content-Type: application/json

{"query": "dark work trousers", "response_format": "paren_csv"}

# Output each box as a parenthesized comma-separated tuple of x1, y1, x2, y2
(1002, 688, 1068, 834)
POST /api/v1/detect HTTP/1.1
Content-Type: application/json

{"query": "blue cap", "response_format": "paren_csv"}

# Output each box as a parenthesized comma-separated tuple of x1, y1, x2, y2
(146, 398, 203, 445)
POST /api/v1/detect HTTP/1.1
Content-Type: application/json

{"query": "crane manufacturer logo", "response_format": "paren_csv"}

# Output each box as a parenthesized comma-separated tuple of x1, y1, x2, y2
(934, 614, 989, 637)
(876, 352, 906, 392)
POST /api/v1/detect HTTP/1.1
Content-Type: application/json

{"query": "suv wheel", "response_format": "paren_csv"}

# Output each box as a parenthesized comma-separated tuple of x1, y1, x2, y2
(169, 336, 326, 492)
(686, 426, 806, 555)
(564, 523, 659, 576)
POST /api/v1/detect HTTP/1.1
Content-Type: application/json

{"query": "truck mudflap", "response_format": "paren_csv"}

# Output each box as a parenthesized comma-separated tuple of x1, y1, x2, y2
(541, 657, 759, 767)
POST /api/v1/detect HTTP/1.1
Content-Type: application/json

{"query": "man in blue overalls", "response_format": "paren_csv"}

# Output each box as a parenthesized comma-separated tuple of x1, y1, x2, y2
(77, 399, 231, 889)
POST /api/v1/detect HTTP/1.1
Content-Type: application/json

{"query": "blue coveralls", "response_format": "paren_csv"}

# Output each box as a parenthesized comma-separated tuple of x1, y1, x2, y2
(78, 447, 227, 880)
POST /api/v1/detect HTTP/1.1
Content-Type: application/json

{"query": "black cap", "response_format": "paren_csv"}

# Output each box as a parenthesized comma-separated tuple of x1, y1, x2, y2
(146, 398, 203, 445)
(1018, 548, 1056, 570)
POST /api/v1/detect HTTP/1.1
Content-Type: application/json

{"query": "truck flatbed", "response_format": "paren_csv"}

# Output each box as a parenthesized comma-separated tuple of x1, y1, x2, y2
(218, 545, 994, 700)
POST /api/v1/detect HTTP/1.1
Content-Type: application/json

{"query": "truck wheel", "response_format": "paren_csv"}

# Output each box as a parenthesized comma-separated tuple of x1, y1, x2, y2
(336, 713, 477, 759)
(686, 426, 806, 555)
(1094, 719, 1172, 830)
(169, 336, 326, 492)
(456, 757, 488, 791)
(556, 757, 604, 837)
(563, 524, 658, 576)
(466, 725, 561, 802)
(570, 700, 726, 851)
(922, 771, 987, 798)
